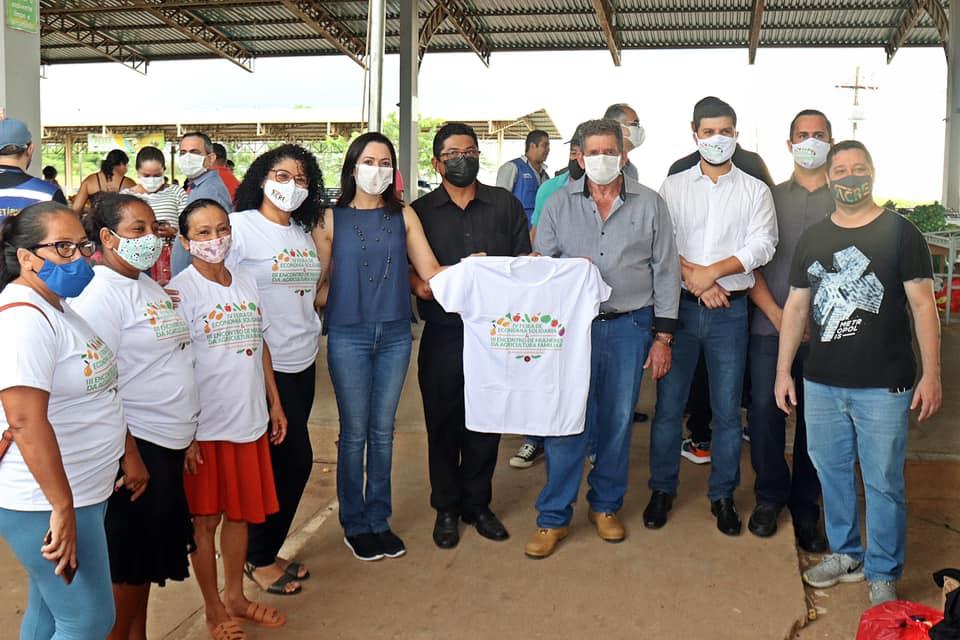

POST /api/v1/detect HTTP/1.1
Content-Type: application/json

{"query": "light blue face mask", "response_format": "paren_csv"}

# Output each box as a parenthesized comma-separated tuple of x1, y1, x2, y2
(111, 230, 163, 271)
(37, 258, 95, 298)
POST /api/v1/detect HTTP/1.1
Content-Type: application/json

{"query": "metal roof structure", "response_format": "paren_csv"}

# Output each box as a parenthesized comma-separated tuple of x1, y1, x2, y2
(39, 1, 951, 74)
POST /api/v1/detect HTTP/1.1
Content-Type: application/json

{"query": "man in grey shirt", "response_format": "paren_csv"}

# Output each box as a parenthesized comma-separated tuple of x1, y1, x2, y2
(524, 119, 680, 559)
(746, 109, 834, 551)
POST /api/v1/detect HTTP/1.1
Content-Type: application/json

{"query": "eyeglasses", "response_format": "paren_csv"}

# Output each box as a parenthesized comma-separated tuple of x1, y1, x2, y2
(31, 240, 97, 259)
(270, 169, 309, 188)
(439, 149, 481, 161)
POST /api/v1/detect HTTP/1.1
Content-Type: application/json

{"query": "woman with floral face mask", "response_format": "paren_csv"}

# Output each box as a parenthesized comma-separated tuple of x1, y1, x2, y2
(0, 201, 126, 639)
(312, 132, 442, 561)
(69, 193, 197, 640)
(123, 147, 187, 285)
(230, 144, 323, 595)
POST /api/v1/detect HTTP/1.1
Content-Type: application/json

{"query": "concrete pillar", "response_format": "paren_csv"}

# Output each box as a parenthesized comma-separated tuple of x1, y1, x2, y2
(944, 0, 960, 210)
(398, 0, 418, 199)
(0, 9, 42, 174)
(366, 0, 386, 132)
(63, 133, 74, 194)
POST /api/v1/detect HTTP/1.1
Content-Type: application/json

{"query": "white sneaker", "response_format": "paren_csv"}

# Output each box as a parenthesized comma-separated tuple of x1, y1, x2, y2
(802, 553, 865, 588)
(868, 580, 898, 605)
(509, 442, 544, 469)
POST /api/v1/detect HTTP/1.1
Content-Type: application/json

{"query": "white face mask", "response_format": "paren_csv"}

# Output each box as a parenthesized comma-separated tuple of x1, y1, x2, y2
(178, 152, 206, 179)
(696, 134, 737, 165)
(355, 164, 393, 196)
(140, 176, 164, 193)
(189, 235, 231, 264)
(583, 154, 622, 186)
(625, 124, 646, 149)
(791, 138, 831, 170)
(264, 178, 309, 212)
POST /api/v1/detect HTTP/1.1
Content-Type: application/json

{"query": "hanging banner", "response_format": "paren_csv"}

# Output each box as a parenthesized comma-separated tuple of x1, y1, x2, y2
(6, 0, 39, 34)
(87, 132, 166, 154)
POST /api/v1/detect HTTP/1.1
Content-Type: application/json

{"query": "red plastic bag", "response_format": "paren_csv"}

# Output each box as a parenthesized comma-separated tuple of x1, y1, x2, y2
(935, 278, 960, 313)
(857, 601, 944, 639)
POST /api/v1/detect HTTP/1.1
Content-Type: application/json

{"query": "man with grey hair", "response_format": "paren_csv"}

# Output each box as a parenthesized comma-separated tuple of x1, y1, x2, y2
(603, 103, 644, 181)
(524, 118, 680, 559)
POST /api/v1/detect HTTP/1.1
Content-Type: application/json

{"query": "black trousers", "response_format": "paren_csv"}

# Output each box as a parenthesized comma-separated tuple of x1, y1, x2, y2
(247, 363, 316, 567)
(685, 352, 713, 443)
(417, 322, 501, 515)
(747, 336, 821, 526)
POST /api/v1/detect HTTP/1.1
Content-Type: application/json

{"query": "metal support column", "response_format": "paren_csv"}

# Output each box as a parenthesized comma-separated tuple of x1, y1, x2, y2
(63, 134, 75, 195)
(0, 16, 42, 174)
(367, 0, 386, 132)
(398, 0, 418, 199)
(944, 0, 960, 210)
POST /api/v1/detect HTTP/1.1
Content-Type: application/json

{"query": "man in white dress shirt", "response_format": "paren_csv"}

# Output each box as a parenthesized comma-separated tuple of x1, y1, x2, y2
(644, 96, 778, 536)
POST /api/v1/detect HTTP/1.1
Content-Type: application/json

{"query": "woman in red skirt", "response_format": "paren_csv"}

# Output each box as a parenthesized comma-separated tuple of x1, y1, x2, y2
(171, 198, 289, 640)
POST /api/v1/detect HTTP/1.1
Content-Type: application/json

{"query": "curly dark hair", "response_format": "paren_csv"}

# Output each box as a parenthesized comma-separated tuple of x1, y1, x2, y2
(234, 143, 324, 232)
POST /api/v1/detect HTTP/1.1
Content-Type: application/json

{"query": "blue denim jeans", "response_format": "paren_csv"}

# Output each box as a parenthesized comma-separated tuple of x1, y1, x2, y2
(803, 380, 911, 582)
(327, 319, 412, 536)
(0, 501, 115, 640)
(649, 296, 748, 501)
(535, 307, 653, 528)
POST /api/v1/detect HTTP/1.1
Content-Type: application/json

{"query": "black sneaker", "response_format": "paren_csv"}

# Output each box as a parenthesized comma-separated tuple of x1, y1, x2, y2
(344, 533, 384, 561)
(376, 529, 406, 558)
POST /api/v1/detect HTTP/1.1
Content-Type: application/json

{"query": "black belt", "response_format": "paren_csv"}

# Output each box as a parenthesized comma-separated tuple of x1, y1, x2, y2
(595, 311, 630, 322)
(681, 289, 747, 303)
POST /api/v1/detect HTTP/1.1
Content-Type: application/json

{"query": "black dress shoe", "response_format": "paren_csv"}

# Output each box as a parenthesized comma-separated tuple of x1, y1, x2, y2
(432, 511, 460, 549)
(462, 507, 509, 541)
(633, 412, 649, 423)
(711, 498, 742, 536)
(643, 491, 673, 529)
(747, 504, 781, 538)
(795, 522, 829, 553)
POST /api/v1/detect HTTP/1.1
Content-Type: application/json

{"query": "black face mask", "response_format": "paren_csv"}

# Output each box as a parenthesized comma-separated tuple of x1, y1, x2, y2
(443, 156, 479, 188)
(567, 158, 585, 181)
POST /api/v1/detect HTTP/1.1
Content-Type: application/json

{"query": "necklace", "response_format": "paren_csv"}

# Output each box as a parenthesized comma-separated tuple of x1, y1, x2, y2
(349, 208, 394, 283)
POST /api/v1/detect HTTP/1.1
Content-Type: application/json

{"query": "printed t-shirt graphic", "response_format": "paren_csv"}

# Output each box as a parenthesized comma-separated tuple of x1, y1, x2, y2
(227, 209, 322, 373)
(0, 284, 126, 511)
(169, 266, 269, 443)
(430, 256, 611, 436)
(69, 266, 200, 450)
(808, 246, 884, 342)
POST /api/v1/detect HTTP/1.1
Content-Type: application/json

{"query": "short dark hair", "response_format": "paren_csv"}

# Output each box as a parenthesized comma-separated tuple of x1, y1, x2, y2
(524, 130, 549, 151)
(0, 201, 71, 290)
(578, 119, 624, 153)
(603, 103, 634, 122)
(212, 143, 228, 162)
(179, 197, 226, 238)
(789, 109, 833, 140)
(692, 96, 737, 130)
(42, 165, 57, 179)
(181, 131, 213, 154)
(100, 149, 129, 181)
(135, 145, 166, 170)
(226, 159, 235, 169)
(825, 139, 874, 172)
(0, 144, 28, 157)
(336, 131, 403, 214)
(432, 122, 479, 159)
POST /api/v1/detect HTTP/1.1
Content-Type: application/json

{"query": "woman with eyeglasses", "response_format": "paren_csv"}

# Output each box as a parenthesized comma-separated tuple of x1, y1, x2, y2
(68, 193, 199, 640)
(122, 146, 187, 285)
(312, 132, 442, 561)
(230, 144, 323, 595)
(0, 201, 126, 639)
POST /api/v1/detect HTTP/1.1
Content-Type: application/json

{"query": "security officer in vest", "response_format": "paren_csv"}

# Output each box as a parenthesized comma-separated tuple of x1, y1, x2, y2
(496, 129, 550, 226)
(0, 118, 67, 222)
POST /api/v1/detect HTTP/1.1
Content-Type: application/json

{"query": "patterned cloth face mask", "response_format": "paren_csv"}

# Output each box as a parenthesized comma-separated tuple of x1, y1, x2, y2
(189, 235, 232, 264)
(111, 230, 164, 271)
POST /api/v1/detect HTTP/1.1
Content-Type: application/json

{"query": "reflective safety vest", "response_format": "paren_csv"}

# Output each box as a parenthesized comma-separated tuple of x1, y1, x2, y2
(510, 157, 540, 225)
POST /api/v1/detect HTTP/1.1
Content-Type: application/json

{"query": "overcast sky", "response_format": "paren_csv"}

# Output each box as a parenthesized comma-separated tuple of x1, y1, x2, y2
(41, 45, 948, 202)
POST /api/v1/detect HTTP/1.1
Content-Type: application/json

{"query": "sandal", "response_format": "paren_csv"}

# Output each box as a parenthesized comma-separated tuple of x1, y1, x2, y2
(209, 620, 245, 640)
(243, 562, 302, 596)
(233, 601, 286, 629)
(282, 560, 310, 581)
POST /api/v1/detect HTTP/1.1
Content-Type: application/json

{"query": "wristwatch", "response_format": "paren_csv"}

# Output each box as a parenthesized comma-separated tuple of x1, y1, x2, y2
(654, 332, 673, 346)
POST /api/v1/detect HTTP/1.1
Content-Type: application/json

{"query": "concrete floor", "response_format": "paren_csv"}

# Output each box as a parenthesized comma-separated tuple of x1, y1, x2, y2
(1, 323, 958, 639)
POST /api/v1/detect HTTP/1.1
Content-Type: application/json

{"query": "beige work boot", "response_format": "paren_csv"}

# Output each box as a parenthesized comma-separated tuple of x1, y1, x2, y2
(588, 510, 626, 542)
(524, 527, 569, 559)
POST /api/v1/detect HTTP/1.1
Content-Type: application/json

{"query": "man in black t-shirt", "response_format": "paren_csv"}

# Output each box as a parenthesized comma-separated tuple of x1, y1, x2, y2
(775, 140, 941, 607)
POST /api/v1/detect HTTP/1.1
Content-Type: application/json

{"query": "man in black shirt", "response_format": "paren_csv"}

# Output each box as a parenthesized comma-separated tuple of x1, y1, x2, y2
(410, 123, 531, 549)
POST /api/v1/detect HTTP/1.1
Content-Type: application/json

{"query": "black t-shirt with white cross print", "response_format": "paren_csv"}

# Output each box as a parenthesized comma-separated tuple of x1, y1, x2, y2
(788, 209, 933, 389)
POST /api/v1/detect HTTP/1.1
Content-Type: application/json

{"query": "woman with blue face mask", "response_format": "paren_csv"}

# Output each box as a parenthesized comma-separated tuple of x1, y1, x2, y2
(0, 201, 126, 639)
(69, 193, 200, 640)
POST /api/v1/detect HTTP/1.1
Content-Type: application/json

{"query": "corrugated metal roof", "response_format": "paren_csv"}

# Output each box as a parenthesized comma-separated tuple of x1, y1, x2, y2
(38, 0, 949, 67)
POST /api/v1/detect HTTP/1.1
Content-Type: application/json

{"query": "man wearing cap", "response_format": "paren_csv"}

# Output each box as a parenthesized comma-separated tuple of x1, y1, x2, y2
(0, 118, 67, 221)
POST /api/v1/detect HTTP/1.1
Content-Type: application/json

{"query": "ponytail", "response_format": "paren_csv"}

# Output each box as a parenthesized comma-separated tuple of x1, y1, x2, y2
(0, 202, 72, 291)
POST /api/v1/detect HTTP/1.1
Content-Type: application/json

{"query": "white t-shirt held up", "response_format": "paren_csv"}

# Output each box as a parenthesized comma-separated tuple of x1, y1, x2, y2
(430, 256, 611, 436)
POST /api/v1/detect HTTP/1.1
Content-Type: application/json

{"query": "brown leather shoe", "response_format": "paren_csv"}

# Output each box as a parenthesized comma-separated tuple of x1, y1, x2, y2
(588, 510, 626, 542)
(524, 527, 569, 559)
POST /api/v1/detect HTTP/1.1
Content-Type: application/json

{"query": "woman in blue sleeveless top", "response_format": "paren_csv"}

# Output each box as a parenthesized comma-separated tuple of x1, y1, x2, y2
(313, 133, 443, 562)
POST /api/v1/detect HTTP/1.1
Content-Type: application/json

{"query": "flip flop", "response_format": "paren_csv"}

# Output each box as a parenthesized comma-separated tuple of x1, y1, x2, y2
(282, 560, 310, 581)
(233, 601, 286, 629)
(209, 620, 245, 640)
(243, 562, 302, 596)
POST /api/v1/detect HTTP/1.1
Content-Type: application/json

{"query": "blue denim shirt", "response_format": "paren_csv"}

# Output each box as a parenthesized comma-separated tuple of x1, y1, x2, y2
(172, 170, 235, 275)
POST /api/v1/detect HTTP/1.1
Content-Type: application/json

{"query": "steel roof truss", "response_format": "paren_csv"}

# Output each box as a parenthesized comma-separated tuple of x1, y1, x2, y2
(40, 13, 149, 74)
(277, 0, 367, 68)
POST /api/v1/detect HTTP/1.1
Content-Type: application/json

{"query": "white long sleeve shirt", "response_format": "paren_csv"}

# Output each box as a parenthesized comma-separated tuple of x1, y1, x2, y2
(659, 163, 778, 292)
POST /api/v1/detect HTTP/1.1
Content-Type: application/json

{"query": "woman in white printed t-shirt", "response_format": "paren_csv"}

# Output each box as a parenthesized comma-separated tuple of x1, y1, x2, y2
(0, 202, 126, 639)
(170, 198, 290, 638)
(229, 144, 323, 594)
(69, 193, 200, 640)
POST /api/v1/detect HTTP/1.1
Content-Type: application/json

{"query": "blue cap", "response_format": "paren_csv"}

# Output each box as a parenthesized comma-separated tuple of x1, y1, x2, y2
(0, 118, 32, 148)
